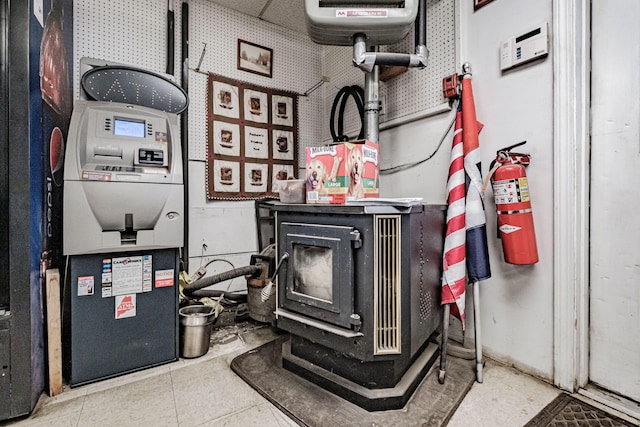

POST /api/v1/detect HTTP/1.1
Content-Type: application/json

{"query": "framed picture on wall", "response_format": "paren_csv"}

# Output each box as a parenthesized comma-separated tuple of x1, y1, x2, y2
(206, 73, 298, 201)
(237, 39, 273, 78)
(474, 0, 494, 10)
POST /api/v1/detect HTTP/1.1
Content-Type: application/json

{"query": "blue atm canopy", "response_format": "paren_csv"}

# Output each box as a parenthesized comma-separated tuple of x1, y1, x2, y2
(81, 66, 188, 115)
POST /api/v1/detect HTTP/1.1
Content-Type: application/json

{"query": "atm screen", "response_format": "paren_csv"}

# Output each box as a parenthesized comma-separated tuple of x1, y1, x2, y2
(113, 118, 145, 138)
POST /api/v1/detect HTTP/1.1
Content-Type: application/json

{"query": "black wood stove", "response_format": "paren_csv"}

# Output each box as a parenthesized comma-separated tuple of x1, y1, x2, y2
(272, 202, 446, 411)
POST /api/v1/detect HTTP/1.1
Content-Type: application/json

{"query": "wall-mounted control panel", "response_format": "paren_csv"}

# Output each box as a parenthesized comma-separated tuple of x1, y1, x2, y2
(500, 22, 549, 71)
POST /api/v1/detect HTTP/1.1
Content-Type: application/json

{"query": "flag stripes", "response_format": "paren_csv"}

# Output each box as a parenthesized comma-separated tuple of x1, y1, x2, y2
(441, 74, 491, 328)
(441, 109, 467, 324)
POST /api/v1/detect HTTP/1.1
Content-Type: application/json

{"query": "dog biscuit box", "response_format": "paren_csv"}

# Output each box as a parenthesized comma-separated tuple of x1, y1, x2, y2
(305, 139, 379, 204)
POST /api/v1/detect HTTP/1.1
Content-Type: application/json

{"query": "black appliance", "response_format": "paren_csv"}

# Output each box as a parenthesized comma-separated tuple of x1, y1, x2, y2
(66, 249, 179, 386)
(273, 202, 445, 411)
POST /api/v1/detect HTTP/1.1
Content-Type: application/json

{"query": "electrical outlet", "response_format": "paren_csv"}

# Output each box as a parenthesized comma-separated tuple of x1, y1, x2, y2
(192, 266, 207, 281)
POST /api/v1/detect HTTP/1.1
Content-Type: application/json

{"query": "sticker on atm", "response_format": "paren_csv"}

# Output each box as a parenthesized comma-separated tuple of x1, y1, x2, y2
(155, 131, 168, 143)
(142, 255, 153, 292)
(102, 283, 112, 298)
(155, 269, 175, 288)
(115, 294, 136, 319)
(82, 171, 111, 181)
(77, 276, 94, 296)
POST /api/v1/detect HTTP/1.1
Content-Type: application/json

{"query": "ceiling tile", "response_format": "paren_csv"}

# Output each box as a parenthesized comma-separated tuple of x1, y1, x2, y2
(208, 0, 309, 35)
(260, 0, 308, 35)
(208, 0, 270, 18)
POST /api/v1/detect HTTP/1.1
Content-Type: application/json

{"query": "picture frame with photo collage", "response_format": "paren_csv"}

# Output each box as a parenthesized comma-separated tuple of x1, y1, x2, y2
(206, 73, 298, 200)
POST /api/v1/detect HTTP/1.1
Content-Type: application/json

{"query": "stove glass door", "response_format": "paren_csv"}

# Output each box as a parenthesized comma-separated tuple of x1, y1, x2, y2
(279, 222, 359, 329)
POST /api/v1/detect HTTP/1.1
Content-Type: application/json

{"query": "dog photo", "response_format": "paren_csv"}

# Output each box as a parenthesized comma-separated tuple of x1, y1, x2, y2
(346, 145, 364, 199)
(306, 158, 328, 196)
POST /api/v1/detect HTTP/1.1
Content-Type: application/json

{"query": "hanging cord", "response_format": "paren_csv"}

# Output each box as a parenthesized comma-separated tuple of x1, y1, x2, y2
(330, 85, 365, 142)
(379, 108, 456, 175)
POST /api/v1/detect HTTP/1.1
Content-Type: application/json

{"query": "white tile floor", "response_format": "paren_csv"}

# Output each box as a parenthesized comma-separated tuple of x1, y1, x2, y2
(0, 323, 569, 427)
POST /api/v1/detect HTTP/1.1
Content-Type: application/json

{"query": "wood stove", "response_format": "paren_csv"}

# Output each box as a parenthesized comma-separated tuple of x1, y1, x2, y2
(273, 202, 445, 411)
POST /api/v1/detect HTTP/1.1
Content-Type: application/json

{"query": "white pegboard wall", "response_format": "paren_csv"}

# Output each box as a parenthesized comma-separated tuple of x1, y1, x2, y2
(74, 0, 324, 173)
(72, 0, 453, 168)
(380, 0, 456, 122)
(321, 46, 364, 143)
(188, 0, 324, 169)
(321, 0, 456, 142)
(73, 0, 182, 98)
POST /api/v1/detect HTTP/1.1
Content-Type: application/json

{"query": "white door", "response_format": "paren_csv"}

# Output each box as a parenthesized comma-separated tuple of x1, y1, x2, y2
(590, 0, 640, 403)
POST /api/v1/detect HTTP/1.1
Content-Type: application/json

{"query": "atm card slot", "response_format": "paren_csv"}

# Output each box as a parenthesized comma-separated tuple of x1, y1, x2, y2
(138, 148, 165, 165)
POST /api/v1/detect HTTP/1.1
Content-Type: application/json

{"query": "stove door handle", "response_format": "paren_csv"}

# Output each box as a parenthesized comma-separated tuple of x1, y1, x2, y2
(350, 230, 362, 249)
(270, 252, 290, 283)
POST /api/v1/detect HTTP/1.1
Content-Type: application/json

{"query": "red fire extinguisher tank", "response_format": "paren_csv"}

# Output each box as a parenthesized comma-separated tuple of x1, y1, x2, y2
(492, 163, 539, 264)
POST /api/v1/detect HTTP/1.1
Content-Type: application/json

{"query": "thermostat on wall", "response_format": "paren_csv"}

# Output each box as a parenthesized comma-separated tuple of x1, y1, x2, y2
(500, 22, 549, 71)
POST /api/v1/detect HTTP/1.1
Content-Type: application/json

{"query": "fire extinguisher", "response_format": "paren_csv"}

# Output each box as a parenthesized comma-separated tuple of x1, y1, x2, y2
(485, 141, 539, 265)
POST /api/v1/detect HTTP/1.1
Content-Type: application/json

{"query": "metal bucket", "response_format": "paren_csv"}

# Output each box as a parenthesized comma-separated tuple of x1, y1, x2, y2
(179, 305, 217, 358)
(247, 283, 276, 324)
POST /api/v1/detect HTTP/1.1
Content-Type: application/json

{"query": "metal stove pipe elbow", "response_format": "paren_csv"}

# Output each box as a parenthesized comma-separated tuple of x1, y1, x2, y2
(351, 3, 429, 73)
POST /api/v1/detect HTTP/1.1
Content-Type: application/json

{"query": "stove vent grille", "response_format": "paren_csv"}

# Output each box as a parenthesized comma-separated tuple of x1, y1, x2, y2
(373, 215, 402, 355)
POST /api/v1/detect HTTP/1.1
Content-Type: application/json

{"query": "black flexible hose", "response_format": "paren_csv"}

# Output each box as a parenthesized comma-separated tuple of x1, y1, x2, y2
(189, 289, 247, 301)
(330, 85, 364, 142)
(338, 85, 364, 140)
(183, 265, 261, 297)
(330, 86, 350, 141)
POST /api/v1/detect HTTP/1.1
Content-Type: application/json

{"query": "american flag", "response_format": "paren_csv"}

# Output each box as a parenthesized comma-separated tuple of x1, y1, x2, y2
(441, 73, 491, 328)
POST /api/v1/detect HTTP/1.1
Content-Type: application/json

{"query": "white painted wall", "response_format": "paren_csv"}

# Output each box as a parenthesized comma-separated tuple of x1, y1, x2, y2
(590, 0, 640, 402)
(381, 0, 555, 380)
(459, 0, 554, 380)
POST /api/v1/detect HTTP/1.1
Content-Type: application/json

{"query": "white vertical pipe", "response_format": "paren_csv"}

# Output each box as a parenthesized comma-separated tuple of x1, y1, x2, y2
(473, 281, 483, 383)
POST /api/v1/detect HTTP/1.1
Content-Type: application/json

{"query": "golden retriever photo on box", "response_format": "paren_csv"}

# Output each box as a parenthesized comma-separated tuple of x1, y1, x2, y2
(306, 158, 328, 196)
(346, 145, 364, 199)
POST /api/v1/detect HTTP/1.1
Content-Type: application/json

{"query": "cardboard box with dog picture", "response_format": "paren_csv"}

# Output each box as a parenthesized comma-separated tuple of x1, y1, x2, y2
(305, 140, 379, 204)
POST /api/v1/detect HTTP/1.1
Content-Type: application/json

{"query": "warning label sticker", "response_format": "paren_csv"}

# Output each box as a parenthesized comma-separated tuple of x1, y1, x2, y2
(77, 276, 94, 296)
(155, 269, 175, 288)
(115, 294, 136, 319)
(493, 177, 530, 204)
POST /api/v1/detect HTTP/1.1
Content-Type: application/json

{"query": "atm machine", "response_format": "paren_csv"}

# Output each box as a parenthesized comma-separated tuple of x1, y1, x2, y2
(63, 66, 187, 386)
